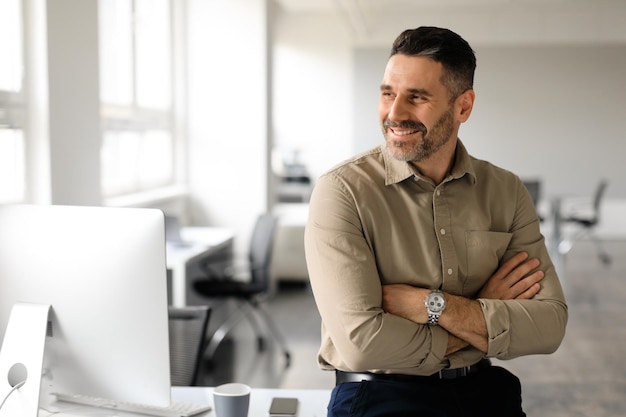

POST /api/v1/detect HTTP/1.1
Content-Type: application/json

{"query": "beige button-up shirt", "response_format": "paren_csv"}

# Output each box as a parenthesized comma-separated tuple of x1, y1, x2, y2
(304, 140, 567, 376)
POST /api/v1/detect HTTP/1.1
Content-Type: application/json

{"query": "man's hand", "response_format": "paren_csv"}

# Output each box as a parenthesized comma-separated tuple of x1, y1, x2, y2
(478, 252, 544, 300)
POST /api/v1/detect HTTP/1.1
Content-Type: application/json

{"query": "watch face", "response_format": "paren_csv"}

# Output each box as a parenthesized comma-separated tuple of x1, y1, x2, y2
(427, 293, 446, 313)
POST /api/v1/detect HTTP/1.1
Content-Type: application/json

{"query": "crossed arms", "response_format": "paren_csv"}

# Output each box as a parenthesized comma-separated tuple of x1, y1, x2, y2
(305, 170, 568, 371)
(382, 252, 545, 355)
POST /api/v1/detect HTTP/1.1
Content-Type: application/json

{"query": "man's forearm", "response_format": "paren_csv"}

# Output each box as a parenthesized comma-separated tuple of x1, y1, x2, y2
(381, 285, 488, 352)
(446, 333, 470, 356)
(382, 252, 545, 355)
(439, 293, 488, 353)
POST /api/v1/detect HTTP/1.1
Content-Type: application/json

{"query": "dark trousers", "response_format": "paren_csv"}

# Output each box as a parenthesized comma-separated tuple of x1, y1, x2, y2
(328, 366, 526, 417)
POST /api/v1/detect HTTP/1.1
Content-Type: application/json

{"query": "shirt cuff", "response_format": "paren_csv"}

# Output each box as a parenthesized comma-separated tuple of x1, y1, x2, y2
(478, 298, 511, 357)
(428, 324, 449, 364)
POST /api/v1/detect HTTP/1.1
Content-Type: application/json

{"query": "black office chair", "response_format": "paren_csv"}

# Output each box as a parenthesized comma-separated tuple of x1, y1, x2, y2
(522, 179, 541, 208)
(168, 306, 211, 386)
(558, 179, 611, 265)
(522, 179, 544, 221)
(193, 213, 291, 367)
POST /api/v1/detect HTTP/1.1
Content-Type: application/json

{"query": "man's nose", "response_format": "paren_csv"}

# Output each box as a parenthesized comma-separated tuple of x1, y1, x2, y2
(387, 98, 410, 121)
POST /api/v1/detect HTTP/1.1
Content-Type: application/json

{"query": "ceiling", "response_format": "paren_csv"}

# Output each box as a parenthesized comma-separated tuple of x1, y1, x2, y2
(274, 0, 608, 14)
(273, 0, 623, 44)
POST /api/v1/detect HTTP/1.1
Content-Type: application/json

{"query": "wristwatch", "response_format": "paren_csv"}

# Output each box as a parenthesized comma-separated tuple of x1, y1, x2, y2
(425, 289, 446, 326)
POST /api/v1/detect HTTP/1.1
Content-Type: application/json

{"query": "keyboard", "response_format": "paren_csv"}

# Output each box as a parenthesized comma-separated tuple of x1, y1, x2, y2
(53, 392, 212, 417)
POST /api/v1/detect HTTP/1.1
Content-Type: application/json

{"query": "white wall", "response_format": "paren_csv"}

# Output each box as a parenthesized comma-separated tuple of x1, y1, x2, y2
(44, 0, 102, 206)
(186, 0, 271, 255)
(24, 0, 52, 204)
(467, 45, 626, 199)
(272, 12, 354, 181)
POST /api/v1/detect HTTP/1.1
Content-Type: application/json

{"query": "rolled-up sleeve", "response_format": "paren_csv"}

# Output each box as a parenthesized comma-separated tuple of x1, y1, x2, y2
(479, 180, 568, 359)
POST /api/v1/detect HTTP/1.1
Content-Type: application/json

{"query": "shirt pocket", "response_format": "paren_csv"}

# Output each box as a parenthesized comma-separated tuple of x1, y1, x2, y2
(464, 230, 512, 294)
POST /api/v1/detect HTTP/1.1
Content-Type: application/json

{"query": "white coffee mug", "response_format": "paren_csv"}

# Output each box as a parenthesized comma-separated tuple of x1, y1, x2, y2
(213, 383, 251, 417)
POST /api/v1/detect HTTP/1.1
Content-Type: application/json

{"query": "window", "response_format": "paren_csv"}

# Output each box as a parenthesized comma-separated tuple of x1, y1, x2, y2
(0, 129, 25, 204)
(99, 0, 177, 197)
(0, 0, 25, 204)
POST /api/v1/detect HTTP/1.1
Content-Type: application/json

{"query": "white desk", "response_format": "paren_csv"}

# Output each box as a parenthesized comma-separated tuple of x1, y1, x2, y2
(173, 386, 330, 417)
(272, 204, 309, 282)
(166, 227, 235, 307)
(39, 387, 331, 417)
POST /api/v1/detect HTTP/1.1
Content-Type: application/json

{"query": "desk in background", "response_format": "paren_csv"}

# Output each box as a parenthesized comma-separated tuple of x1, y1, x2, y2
(166, 227, 235, 307)
(271, 203, 309, 283)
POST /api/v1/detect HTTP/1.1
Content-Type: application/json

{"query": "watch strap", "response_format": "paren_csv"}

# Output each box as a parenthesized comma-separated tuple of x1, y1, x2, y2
(427, 312, 441, 326)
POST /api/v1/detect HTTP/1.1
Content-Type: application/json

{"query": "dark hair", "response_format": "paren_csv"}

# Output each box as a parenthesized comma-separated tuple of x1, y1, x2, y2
(390, 26, 476, 100)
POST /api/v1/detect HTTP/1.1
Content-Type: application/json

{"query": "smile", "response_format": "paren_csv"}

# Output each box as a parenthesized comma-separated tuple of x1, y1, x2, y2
(390, 128, 421, 136)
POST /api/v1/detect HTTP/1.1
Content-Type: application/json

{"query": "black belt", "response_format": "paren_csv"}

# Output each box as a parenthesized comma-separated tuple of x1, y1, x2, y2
(335, 359, 491, 385)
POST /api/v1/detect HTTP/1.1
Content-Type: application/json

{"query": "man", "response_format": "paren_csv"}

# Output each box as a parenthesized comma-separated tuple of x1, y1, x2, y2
(304, 26, 567, 417)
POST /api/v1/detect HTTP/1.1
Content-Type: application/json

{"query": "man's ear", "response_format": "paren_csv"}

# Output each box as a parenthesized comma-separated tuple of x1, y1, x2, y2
(455, 89, 475, 123)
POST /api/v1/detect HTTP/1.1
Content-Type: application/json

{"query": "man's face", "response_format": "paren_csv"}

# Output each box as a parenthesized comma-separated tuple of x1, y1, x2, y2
(378, 54, 457, 163)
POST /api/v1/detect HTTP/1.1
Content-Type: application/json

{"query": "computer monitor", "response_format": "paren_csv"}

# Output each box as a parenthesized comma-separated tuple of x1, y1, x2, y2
(0, 204, 171, 414)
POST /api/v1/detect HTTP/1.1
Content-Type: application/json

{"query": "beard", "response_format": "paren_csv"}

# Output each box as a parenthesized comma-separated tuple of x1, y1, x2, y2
(383, 106, 455, 163)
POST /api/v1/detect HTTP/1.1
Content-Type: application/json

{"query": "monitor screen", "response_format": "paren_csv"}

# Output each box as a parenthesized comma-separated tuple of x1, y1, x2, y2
(0, 204, 171, 412)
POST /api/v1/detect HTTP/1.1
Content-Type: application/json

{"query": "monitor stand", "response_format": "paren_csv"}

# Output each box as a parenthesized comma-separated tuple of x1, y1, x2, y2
(0, 303, 50, 417)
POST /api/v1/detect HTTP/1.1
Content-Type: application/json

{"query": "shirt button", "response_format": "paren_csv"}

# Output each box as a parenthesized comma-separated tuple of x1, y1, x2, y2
(440, 228, 446, 235)
(436, 190, 441, 196)
(447, 268, 453, 275)
(413, 176, 419, 181)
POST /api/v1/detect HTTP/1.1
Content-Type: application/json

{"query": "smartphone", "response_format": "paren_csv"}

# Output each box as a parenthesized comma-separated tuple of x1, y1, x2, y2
(269, 397, 299, 416)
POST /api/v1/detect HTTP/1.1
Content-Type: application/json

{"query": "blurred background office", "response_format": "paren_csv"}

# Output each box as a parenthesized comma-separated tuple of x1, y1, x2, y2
(3, 0, 626, 250)
(2, 0, 626, 414)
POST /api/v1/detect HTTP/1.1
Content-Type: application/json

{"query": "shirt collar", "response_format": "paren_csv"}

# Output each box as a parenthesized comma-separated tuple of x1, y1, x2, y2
(382, 139, 477, 186)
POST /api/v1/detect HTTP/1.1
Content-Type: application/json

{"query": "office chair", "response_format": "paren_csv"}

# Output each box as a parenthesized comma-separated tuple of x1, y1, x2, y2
(192, 213, 291, 367)
(168, 306, 211, 386)
(522, 179, 544, 221)
(522, 179, 541, 208)
(558, 179, 611, 265)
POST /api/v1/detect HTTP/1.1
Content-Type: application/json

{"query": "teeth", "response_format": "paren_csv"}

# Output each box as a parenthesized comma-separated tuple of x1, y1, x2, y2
(393, 129, 418, 136)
